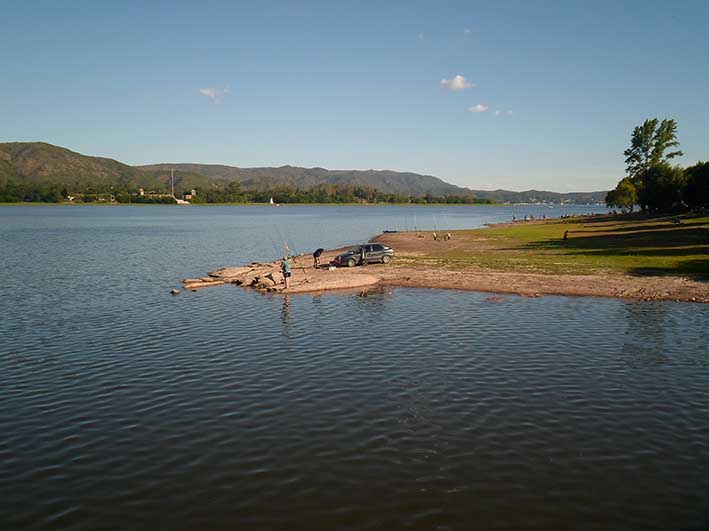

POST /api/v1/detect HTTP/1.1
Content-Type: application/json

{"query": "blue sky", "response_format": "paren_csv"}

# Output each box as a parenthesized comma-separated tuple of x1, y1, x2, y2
(1, 0, 707, 191)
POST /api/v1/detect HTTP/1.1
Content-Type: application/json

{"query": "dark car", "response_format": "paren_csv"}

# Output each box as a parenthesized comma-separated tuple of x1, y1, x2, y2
(332, 243, 394, 267)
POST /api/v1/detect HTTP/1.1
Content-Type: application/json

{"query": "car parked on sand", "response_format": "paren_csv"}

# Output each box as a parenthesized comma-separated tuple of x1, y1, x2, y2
(332, 243, 394, 267)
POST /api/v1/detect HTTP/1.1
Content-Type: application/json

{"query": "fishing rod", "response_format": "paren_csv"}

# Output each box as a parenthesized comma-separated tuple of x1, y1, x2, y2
(273, 222, 307, 274)
(283, 239, 307, 274)
(266, 232, 281, 262)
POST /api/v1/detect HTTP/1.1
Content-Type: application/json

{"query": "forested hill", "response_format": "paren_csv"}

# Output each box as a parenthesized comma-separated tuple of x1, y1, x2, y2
(140, 164, 607, 203)
(138, 163, 470, 196)
(0, 142, 213, 193)
(1, 142, 607, 203)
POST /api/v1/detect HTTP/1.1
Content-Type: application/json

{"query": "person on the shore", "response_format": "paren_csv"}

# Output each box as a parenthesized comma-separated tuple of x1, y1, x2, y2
(446, 232, 451, 241)
(432, 231, 437, 241)
(281, 256, 292, 289)
(360, 245, 367, 266)
(313, 248, 323, 268)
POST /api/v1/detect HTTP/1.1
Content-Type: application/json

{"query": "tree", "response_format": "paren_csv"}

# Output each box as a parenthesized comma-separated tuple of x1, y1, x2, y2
(684, 162, 709, 209)
(606, 177, 638, 211)
(624, 118, 683, 178)
(637, 162, 686, 213)
(650, 119, 683, 166)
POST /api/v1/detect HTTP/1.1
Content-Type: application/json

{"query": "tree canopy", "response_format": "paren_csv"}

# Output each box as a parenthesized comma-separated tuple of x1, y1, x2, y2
(606, 177, 638, 212)
(624, 118, 683, 178)
(609, 119, 707, 213)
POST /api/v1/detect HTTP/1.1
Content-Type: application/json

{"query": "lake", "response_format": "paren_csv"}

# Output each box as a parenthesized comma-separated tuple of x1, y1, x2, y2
(1, 205, 708, 531)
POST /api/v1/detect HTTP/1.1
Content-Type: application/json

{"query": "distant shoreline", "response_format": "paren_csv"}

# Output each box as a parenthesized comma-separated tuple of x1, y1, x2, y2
(0, 201, 603, 208)
(0, 201, 496, 207)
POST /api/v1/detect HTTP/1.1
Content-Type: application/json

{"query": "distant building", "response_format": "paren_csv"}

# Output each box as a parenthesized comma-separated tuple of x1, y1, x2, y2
(184, 189, 197, 201)
(138, 188, 145, 197)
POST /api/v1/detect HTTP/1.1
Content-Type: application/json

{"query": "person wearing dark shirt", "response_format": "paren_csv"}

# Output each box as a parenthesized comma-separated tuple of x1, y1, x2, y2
(313, 248, 324, 268)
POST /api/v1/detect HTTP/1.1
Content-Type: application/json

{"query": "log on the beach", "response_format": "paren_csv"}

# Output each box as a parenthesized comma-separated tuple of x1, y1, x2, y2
(183, 279, 226, 290)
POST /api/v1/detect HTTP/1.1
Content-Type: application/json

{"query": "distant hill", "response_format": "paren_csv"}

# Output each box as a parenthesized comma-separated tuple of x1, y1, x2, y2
(139, 163, 607, 203)
(0, 142, 141, 188)
(0, 142, 212, 193)
(1, 142, 607, 203)
(137, 163, 471, 196)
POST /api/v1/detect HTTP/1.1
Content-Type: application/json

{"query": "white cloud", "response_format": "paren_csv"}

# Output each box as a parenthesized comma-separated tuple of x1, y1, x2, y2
(495, 110, 501, 116)
(468, 104, 489, 113)
(440, 75, 475, 91)
(464, 27, 472, 35)
(198, 87, 229, 104)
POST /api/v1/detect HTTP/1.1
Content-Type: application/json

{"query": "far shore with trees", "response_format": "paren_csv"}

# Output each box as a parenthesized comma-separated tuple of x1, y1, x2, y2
(606, 118, 708, 213)
(0, 181, 494, 205)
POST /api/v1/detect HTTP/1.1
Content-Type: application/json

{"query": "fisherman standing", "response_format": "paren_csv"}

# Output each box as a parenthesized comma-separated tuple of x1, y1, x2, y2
(281, 256, 292, 289)
(360, 245, 367, 266)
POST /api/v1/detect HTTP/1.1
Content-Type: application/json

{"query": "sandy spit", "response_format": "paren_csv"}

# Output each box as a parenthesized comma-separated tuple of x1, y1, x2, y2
(181, 233, 708, 303)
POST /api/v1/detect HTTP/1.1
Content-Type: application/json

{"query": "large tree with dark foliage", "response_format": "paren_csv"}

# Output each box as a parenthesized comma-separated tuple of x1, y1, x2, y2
(624, 118, 683, 178)
(684, 162, 709, 209)
(637, 162, 686, 213)
(611, 118, 690, 213)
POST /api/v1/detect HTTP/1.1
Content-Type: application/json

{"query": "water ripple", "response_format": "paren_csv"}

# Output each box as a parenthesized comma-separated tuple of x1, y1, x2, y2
(1, 207, 709, 530)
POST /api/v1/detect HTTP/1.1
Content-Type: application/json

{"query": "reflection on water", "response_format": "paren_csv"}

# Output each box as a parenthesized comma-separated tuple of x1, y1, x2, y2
(281, 294, 292, 329)
(621, 301, 672, 366)
(1, 206, 708, 531)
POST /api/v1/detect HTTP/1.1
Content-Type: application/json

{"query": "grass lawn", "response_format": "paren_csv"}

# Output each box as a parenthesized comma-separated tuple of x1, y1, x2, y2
(415, 214, 709, 278)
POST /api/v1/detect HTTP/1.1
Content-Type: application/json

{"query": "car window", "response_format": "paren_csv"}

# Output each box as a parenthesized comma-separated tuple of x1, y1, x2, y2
(367, 245, 376, 252)
(372, 244, 383, 252)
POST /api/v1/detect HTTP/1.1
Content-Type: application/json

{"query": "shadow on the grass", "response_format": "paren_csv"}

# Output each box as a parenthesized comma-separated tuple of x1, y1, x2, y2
(628, 259, 709, 280)
(515, 219, 709, 280)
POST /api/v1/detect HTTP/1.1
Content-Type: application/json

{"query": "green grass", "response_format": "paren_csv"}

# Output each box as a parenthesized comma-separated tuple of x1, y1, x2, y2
(414, 214, 709, 278)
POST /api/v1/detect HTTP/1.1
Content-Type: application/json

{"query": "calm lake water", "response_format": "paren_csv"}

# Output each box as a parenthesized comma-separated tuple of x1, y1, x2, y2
(1, 205, 708, 531)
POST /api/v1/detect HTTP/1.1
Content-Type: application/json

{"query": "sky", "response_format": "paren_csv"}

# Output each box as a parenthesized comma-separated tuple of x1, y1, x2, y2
(1, 0, 708, 192)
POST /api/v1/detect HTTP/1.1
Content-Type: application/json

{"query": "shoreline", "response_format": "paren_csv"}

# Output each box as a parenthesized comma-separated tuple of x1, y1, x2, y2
(182, 215, 709, 303)
(0, 201, 505, 207)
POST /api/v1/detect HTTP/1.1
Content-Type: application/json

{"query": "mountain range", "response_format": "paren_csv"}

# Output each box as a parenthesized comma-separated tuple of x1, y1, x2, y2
(0, 142, 607, 203)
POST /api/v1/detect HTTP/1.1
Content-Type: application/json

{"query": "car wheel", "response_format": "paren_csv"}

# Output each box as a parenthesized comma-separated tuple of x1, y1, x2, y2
(382, 255, 391, 264)
(347, 258, 356, 267)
